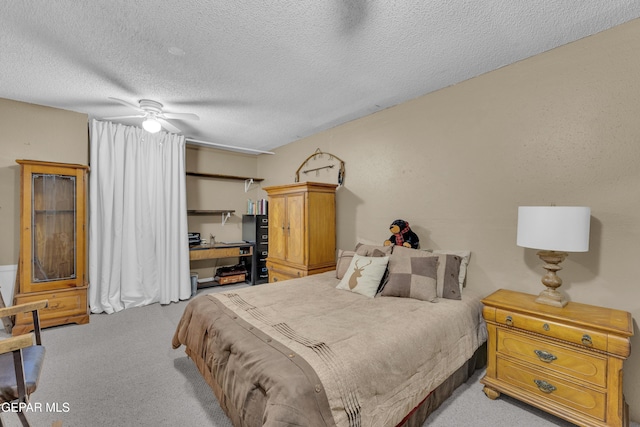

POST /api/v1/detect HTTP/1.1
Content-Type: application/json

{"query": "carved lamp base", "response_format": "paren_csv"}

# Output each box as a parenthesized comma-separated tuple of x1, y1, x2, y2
(534, 250, 568, 308)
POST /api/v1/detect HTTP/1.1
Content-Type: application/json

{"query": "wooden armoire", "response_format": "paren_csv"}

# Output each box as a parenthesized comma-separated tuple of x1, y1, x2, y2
(13, 159, 90, 335)
(264, 182, 336, 283)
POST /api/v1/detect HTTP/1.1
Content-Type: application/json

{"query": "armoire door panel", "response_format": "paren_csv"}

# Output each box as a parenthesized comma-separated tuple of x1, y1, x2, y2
(268, 196, 287, 261)
(286, 193, 305, 265)
(307, 191, 336, 266)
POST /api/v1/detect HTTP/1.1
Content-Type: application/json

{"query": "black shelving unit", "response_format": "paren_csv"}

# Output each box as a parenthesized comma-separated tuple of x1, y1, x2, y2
(242, 215, 269, 285)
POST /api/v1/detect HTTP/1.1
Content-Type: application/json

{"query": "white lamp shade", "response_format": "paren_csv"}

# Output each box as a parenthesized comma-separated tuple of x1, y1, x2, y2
(517, 206, 591, 252)
(142, 117, 162, 133)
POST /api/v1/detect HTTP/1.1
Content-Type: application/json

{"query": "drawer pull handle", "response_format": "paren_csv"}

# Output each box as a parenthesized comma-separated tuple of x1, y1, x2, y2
(542, 323, 550, 331)
(581, 334, 593, 347)
(534, 379, 557, 394)
(534, 350, 557, 363)
(505, 316, 513, 326)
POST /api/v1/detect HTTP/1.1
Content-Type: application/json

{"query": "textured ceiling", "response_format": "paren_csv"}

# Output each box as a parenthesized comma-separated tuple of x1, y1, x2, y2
(2, 1, 640, 153)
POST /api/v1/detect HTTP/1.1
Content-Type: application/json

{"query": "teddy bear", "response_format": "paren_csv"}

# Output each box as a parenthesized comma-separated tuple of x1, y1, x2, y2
(383, 219, 420, 249)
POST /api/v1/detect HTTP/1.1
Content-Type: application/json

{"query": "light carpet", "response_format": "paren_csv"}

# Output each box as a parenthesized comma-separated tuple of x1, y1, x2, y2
(0, 284, 636, 427)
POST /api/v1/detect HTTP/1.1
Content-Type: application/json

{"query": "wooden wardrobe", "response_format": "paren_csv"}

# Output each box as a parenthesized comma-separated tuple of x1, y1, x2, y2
(264, 182, 336, 283)
(13, 159, 89, 335)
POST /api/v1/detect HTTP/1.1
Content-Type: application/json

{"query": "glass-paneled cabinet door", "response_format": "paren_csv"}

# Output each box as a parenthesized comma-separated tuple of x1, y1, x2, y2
(17, 160, 88, 293)
(31, 173, 76, 283)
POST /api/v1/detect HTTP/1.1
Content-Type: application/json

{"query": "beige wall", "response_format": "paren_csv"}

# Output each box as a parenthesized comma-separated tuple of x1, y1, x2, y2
(257, 19, 640, 421)
(0, 98, 88, 303)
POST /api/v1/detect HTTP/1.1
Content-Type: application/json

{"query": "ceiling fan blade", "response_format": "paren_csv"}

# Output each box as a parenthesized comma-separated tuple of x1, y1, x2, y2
(103, 114, 146, 120)
(108, 97, 143, 111)
(157, 118, 182, 134)
(162, 112, 199, 121)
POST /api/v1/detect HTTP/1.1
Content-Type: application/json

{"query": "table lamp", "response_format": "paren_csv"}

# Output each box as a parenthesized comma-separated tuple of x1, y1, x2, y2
(516, 206, 591, 307)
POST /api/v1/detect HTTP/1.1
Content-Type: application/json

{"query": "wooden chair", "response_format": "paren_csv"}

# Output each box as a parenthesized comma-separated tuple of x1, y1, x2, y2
(0, 300, 48, 427)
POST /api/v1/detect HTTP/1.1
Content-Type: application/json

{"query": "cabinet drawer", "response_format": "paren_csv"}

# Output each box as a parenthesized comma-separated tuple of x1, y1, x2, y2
(269, 270, 293, 283)
(497, 329, 607, 387)
(15, 288, 87, 323)
(266, 262, 305, 283)
(497, 357, 606, 421)
(495, 309, 607, 352)
(190, 246, 242, 260)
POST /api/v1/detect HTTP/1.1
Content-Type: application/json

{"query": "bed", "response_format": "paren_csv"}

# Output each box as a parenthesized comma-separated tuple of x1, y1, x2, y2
(172, 245, 487, 426)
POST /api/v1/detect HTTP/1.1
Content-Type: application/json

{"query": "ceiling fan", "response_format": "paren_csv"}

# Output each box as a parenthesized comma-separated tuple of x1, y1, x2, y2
(104, 97, 199, 134)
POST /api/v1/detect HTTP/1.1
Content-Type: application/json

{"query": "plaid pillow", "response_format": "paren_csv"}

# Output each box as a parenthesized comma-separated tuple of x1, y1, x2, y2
(387, 246, 463, 300)
(430, 249, 471, 291)
(381, 255, 438, 302)
(437, 254, 462, 300)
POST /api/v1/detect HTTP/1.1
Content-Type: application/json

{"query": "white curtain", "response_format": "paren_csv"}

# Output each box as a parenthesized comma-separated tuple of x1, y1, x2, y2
(89, 119, 191, 314)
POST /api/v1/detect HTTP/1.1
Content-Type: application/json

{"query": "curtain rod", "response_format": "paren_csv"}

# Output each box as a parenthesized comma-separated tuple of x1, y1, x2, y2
(185, 138, 275, 155)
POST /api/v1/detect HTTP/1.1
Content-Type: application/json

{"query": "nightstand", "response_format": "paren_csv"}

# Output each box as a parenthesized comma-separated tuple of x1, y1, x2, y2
(480, 289, 633, 427)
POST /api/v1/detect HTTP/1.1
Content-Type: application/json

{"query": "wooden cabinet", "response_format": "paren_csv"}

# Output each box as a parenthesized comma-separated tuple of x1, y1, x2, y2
(13, 160, 89, 334)
(480, 289, 633, 427)
(264, 182, 336, 282)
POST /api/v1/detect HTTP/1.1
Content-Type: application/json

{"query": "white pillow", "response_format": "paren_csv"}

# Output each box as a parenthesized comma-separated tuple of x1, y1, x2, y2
(335, 249, 355, 279)
(336, 254, 389, 298)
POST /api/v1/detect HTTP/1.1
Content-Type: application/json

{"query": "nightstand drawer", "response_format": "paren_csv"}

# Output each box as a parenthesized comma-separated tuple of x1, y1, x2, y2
(495, 308, 607, 352)
(497, 329, 607, 387)
(497, 358, 606, 421)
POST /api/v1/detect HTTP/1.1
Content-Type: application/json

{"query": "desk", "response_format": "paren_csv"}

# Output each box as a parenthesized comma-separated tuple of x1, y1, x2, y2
(189, 243, 254, 286)
(189, 243, 253, 261)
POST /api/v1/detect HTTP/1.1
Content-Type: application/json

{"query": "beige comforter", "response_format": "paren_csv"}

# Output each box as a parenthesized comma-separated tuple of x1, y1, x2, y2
(173, 271, 487, 427)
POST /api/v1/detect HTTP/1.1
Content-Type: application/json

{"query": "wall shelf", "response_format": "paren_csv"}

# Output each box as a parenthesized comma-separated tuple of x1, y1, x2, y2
(186, 172, 264, 193)
(187, 210, 235, 225)
(187, 210, 234, 215)
(186, 172, 264, 182)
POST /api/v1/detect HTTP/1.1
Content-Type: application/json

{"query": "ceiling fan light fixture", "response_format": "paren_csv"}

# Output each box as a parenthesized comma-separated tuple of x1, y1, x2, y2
(142, 116, 162, 133)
